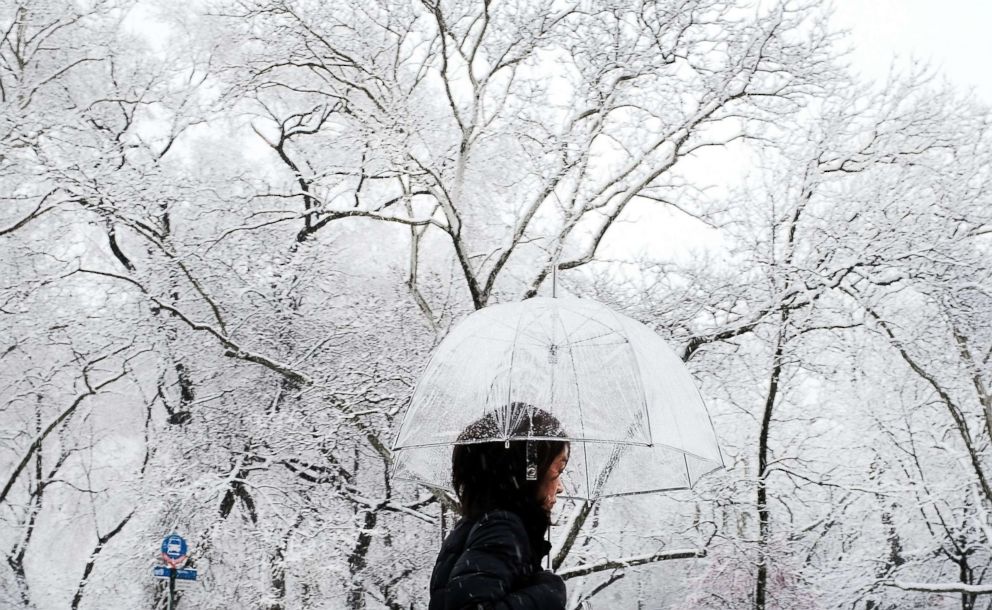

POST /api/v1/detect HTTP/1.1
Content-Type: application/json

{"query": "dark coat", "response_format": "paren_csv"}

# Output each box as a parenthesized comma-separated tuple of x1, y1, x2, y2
(428, 510, 567, 610)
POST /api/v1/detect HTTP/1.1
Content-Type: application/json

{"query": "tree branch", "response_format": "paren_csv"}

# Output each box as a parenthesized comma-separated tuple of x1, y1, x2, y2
(559, 548, 705, 580)
(0, 350, 131, 506)
(76, 268, 310, 385)
(884, 580, 992, 595)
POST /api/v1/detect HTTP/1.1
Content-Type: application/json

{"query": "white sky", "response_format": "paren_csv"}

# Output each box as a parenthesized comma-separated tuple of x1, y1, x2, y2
(832, 0, 992, 102)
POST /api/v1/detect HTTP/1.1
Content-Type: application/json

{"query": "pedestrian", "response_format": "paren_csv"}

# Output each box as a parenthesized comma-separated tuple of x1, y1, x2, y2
(428, 404, 570, 609)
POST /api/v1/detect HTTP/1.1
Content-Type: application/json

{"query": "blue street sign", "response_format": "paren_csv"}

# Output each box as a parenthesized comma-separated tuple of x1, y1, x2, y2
(153, 566, 198, 581)
(160, 533, 188, 561)
(175, 569, 197, 582)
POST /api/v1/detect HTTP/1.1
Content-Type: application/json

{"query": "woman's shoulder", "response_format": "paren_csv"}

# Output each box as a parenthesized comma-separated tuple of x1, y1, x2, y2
(476, 509, 527, 528)
(464, 510, 531, 556)
(439, 510, 525, 551)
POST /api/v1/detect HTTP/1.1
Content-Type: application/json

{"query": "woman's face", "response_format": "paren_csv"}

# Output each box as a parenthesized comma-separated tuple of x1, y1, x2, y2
(537, 447, 569, 513)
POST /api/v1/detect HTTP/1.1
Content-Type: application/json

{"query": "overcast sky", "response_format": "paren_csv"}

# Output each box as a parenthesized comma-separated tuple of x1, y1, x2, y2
(832, 0, 992, 102)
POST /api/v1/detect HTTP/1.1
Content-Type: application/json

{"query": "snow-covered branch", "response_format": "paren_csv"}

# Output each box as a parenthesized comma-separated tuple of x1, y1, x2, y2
(884, 580, 992, 595)
(558, 549, 706, 580)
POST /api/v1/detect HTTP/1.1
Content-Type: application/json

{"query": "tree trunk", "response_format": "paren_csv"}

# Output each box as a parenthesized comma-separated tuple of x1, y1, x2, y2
(347, 510, 378, 609)
(755, 316, 786, 610)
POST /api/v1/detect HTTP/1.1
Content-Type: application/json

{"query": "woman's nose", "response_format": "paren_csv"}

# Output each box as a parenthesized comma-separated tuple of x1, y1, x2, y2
(556, 479, 564, 495)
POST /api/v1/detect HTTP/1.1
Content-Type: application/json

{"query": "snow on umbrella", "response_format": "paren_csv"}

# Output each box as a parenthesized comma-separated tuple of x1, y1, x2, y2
(391, 297, 723, 500)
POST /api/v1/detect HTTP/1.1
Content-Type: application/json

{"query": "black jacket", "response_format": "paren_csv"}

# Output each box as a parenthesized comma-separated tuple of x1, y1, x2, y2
(428, 510, 567, 610)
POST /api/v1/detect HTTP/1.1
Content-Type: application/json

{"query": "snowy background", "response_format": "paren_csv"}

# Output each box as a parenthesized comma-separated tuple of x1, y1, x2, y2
(2, 0, 991, 608)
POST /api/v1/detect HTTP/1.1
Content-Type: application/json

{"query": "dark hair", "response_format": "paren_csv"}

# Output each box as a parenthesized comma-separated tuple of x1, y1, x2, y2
(451, 404, 569, 531)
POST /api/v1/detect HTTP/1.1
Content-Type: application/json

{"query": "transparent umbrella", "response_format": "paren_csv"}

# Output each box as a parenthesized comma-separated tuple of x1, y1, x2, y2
(391, 297, 723, 500)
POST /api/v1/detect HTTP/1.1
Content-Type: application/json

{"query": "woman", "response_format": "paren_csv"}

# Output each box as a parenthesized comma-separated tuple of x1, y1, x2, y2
(428, 405, 570, 609)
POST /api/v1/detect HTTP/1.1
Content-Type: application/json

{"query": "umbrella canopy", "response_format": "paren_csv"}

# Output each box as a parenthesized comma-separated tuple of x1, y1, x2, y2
(391, 297, 723, 500)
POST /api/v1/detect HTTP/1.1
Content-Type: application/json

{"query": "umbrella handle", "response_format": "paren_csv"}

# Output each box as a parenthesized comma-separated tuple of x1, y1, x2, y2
(526, 440, 538, 481)
(552, 262, 557, 298)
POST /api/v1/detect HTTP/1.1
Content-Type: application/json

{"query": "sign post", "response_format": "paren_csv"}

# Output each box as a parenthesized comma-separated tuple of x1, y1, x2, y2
(157, 533, 194, 609)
